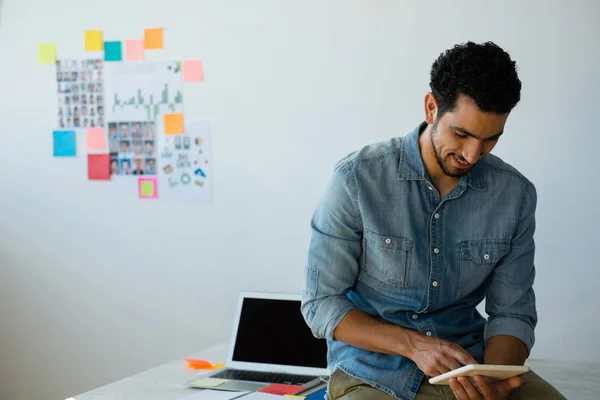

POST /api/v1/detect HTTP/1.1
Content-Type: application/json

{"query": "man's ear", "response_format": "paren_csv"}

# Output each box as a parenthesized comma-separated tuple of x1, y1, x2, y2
(424, 93, 437, 125)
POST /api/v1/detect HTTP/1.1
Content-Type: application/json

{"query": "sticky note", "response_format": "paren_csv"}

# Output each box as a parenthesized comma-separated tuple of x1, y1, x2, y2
(104, 41, 122, 62)
(88, 154, 110, 180)
(86, 128, 106, 150)
(138, 178, 158, 199)
(144, 27, 163, 49)
(283, 396, 306, 399)
(124, 39, 144, 61)
(84, 30, 103, 51)
(38, 43, 56, 64)
(182, 60, 204, 82)
(188, 377, 228, 388)
(53, 130, 76, 156)
(258, 384, 305, 396)
(163, 113, 183, 135)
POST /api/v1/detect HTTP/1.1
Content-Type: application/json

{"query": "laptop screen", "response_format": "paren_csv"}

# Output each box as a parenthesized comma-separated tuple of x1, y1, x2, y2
(231, 297, 328, 369)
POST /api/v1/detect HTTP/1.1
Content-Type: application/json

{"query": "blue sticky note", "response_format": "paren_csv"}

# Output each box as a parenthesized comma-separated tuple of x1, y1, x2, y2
(104, 41, 122, 62)
(53, 130, 76, 156)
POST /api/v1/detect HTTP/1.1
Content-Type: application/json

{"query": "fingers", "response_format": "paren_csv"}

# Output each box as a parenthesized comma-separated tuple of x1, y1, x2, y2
(450, 377, 481, 400)
(472, 375, 494, 398)
(492, 375, 523, 395)
(448, 344, 477, 366)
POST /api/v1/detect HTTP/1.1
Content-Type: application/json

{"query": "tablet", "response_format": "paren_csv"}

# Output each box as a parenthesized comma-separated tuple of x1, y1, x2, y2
(428, 364, 530, 385)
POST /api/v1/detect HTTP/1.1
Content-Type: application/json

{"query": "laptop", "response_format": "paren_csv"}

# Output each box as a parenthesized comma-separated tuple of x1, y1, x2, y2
(187, 291, 330, 392)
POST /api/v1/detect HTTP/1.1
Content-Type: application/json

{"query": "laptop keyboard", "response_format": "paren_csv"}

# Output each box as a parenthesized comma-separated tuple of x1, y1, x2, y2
(211, 369, 320, 385)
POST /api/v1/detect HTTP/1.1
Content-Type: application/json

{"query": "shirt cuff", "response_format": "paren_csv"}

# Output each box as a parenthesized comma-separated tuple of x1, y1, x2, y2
(484, 316, 535, 355)
(310, 295, 356, 341)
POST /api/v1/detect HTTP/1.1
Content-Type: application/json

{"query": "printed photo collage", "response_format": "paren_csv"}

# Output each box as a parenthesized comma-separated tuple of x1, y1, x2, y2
(56, 59, 105, 129)
(108, 121, 157, 176)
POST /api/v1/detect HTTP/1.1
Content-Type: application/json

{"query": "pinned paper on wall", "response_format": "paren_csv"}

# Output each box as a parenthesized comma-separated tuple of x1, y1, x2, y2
(104, 41, 123, 62)
(164, 113, 184, 134)
(84, 30, 103, 51)
(182, 60, 204, 82)
(38, 43, 56, 64)
(144, 27, 163, 49)
(56, 59, 105, 130)
(88, 154, 110, 180)
(124, 39, 144, 61)
(157, 120, 212, 203)
(86, 128, 106, 151)
(53, 130, 76, 156)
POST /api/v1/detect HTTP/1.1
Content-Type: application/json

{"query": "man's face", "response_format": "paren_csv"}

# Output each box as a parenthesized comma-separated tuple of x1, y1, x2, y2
(429, 95, 507, 178)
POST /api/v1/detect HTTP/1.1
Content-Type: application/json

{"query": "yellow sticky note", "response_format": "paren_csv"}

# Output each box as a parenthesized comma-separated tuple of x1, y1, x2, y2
(189, 377, 228, 387)
(84, 30, 103, 51)
(164, 113, 183, 135)
(283, 396, 306, 398)
(38, 43, 56, 64)
(144, 28, 163, 49)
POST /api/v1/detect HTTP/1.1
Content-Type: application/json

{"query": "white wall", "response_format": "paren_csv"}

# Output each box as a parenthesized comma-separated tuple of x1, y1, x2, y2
(0, 1, 598, 399)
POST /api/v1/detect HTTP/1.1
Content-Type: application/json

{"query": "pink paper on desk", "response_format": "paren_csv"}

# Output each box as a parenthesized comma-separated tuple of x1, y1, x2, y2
(257, 383, 305, 395)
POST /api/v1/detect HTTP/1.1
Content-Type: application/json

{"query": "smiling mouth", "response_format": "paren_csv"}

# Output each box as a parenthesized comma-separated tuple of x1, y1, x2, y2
(452, 155, 471, 168)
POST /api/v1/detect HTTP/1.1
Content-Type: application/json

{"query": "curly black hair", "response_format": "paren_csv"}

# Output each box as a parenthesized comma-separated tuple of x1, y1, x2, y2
(429, 41, 522, 117)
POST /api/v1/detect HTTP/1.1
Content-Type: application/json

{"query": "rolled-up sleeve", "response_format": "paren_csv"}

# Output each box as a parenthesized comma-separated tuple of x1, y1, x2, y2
(484, 182, 538, 354)
(301, 157, 363, 341)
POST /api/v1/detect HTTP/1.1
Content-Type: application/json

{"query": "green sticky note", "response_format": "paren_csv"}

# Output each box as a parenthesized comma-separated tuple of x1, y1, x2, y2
(140, 181, 153, 196)
(138, 178, 157, 198)
(38, 43, 56, 64)
(188, 377, 228, 388)
(104, 41, 122, 62)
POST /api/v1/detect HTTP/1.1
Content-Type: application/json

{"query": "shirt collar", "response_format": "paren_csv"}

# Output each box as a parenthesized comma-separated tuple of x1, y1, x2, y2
(398, 122, 487, 191)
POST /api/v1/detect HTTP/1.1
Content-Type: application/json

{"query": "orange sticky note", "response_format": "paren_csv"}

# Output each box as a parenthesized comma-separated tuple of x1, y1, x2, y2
(164, 113, 183, 135)
(86, 128, 106, 150)
(182, 60, 204, 82)
(144, 28, 163, 49)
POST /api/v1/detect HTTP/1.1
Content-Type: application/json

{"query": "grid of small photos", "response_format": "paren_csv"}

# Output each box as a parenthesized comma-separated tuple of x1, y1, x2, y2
(108, 121, 157, 176)
(56, 59, 105, 129)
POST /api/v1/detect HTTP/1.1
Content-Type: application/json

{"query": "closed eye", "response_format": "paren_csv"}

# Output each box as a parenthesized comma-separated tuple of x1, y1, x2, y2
(454, 130, 467, 138)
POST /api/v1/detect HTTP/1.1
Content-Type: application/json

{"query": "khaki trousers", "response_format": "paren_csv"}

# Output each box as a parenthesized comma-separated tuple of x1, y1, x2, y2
(325, 368, 567, 400)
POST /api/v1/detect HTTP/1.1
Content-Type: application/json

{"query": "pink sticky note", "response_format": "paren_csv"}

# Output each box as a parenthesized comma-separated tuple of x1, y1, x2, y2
(182, 60, 204, 82)
(138, 177, 158, 199)
(124, 39, 144, 61)
(86, 128, 106, 150)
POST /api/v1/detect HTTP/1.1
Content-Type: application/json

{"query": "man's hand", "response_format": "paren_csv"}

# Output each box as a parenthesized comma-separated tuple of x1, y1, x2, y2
(406, 333, 478, 377)
(449, 375, 522, 400)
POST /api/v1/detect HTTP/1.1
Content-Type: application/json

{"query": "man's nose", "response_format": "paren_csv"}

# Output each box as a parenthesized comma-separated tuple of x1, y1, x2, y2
(462, 141, 483, 164)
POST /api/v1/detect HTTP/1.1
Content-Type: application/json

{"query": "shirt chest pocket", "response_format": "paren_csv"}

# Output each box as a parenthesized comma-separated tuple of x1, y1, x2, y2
(363, 230, 413, 288)
(456, 239, 511, 299)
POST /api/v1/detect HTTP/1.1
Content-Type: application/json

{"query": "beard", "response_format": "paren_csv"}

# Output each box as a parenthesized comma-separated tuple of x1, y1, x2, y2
(430, 121, 471, 178)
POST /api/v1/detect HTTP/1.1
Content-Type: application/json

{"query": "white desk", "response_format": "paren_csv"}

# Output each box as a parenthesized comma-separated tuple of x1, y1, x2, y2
(68, 343, 600, 400)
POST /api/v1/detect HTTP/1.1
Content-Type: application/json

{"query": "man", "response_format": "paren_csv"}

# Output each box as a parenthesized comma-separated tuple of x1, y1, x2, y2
(300, 41, 566, 400)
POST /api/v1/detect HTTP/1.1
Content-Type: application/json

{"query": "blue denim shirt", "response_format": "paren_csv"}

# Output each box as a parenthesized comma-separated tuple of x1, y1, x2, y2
(301, 122, 538, 400)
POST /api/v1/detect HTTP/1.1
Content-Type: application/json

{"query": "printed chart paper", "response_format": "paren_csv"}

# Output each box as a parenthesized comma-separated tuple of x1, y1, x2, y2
(56, 59, 105, 130)
(104, 61, 182, 192)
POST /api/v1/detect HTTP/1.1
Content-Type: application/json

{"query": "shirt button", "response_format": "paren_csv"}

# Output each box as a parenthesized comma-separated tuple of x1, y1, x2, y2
(426, 331, 432, 336)
(434, 213, 440, 219)
(412, 314, 418, 319)
(385, 238, 392, 244)
(483, 253, 490, 260)
(433, 248, 440, 254)
(428, 186, 433, 191)
(432, 281, 439, 287)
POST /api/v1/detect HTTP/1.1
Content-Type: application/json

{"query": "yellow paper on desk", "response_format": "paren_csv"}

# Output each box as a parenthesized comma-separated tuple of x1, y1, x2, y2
(189, 377, 228, 387)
